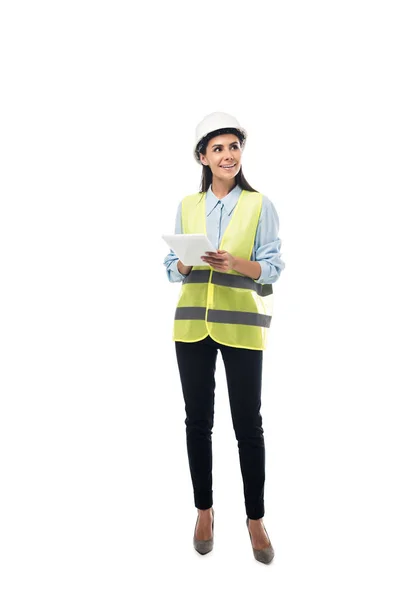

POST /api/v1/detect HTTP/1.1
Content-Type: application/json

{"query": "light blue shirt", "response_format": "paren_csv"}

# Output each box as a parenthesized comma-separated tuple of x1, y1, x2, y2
(163, 183, 285, 284)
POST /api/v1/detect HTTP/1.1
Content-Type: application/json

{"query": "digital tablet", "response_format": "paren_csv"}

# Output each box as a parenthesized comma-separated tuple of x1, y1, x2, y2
(162, 233, 218, 267)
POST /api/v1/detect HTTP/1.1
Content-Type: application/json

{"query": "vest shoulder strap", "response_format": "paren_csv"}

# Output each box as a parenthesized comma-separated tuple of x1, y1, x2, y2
(182, 193, 204, 206)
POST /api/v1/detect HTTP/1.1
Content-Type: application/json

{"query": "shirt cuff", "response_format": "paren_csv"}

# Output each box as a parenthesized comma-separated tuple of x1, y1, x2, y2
(253, 260, 272, 285)
(254, 259, 285, 285)
(167, 258, 186, 283)
(253, 261, 264, 283)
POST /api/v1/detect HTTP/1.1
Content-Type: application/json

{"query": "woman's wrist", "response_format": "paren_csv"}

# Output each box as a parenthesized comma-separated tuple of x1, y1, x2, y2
(232, 256, 262, 280)
(177, 260, 192, 276)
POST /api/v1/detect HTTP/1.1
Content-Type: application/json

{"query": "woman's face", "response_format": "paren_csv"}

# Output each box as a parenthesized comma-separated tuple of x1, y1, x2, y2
(199, 133, 242, 180)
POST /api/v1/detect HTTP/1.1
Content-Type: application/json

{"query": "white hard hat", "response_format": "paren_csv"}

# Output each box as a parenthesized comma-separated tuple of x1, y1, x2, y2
(193, 111, 247, 164)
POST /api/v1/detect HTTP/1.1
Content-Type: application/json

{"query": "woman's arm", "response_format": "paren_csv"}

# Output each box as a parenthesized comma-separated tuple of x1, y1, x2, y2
(232, 257, 262, 279)
(163, 201, 190, 282)
(251, 196, 285, 284)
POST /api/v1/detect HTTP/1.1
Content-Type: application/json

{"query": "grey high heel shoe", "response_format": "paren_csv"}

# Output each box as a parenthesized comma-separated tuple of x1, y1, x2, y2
(246, 517, 275, 564)
(193, 507, 214, 555)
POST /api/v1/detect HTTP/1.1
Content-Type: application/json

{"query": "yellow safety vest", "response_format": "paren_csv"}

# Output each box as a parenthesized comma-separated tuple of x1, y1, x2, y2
(173, 189, 274, 350)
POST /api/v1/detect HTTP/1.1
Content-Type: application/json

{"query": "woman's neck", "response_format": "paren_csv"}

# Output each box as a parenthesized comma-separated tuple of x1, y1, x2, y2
(211, 179, 237, 200)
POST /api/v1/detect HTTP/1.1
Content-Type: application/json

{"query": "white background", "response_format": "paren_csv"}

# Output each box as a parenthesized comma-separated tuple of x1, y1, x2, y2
(1, 1, 399, 598)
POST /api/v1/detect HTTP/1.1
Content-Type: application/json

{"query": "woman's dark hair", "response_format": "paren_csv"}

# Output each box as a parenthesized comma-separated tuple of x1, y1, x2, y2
(195, 127, 259, 193)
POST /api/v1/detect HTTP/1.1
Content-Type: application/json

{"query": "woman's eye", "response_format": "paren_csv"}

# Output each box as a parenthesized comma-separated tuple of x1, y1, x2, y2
(214, 145, 238, 152)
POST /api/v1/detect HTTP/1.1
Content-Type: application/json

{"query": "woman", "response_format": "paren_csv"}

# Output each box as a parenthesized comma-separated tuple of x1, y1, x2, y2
(163, 111, 285, 564)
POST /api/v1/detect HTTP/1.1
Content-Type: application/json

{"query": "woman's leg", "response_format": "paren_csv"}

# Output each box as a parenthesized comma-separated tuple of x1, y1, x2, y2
(175, 336, 218, 510)
(219, 343, 265, 520)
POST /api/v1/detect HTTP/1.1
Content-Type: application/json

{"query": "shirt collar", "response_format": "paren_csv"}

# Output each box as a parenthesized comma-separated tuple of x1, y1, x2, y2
(205, 183, 242, 216)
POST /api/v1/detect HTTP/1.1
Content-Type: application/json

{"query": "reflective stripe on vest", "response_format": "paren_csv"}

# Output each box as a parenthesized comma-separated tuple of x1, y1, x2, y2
(175, 307, 271, 327)
(173, 189, 274, 350)
(183, 268, 273, 297)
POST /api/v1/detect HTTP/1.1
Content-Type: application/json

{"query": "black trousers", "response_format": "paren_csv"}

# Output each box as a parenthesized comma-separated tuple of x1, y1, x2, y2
(175, 334, 266, 519)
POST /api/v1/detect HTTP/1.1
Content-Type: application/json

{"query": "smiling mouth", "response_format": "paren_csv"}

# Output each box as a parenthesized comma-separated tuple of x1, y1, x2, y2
(220, 163, 237, 169)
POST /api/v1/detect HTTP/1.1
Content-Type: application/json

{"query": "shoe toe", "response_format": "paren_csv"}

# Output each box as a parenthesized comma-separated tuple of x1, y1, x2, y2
(193, 538, 214, 554)
(253, 545, 274, 564)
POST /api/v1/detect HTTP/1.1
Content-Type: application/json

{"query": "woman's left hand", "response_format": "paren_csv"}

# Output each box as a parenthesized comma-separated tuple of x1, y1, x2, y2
(201, 250, 236, 272)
